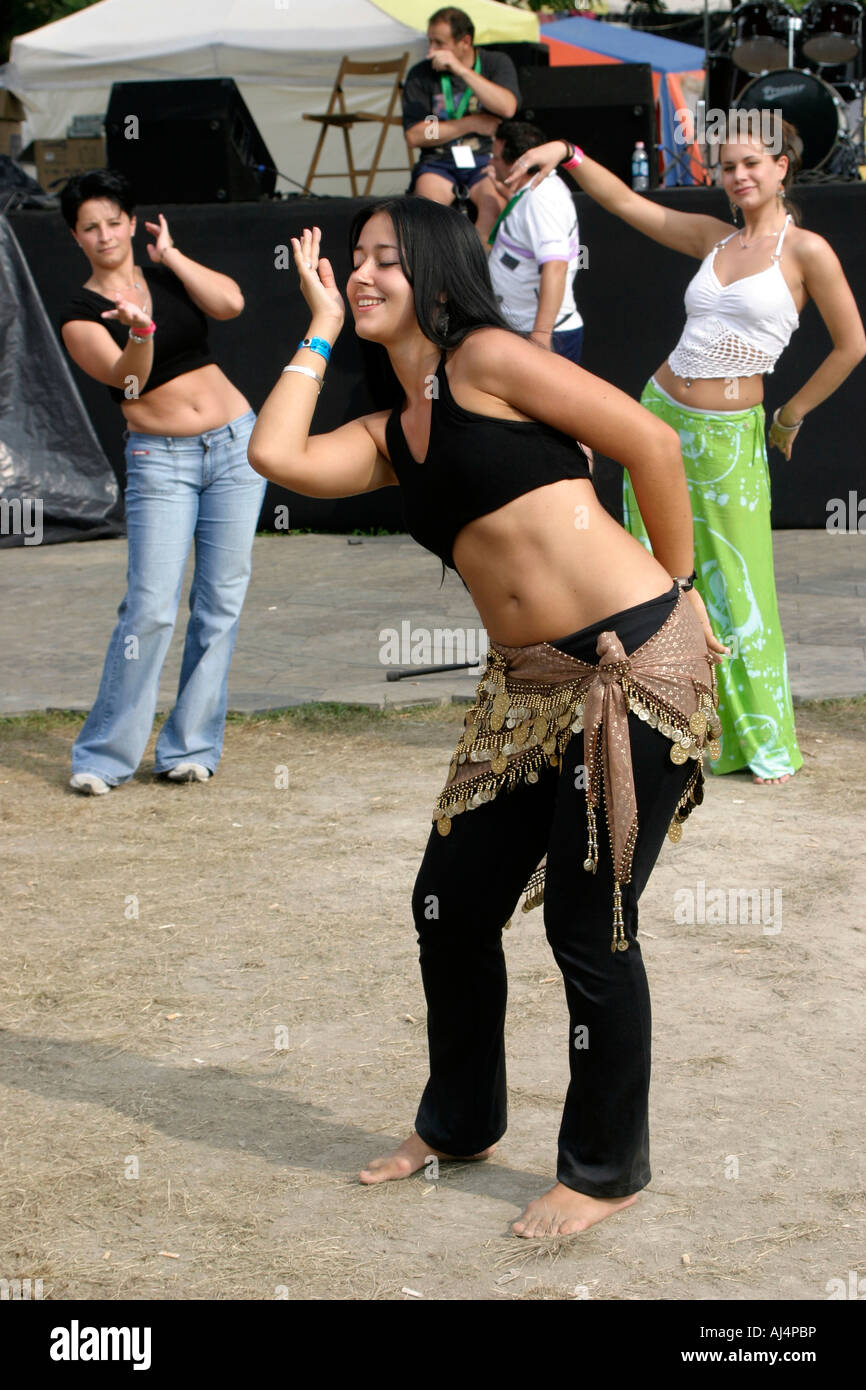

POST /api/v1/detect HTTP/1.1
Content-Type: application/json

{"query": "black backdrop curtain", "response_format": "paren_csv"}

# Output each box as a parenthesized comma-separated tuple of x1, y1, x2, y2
(9, 183, 866, 535)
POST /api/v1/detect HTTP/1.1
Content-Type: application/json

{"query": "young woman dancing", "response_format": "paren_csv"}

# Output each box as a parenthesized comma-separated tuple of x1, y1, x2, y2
(249, 196, 727, 1238)
(59, 169, 265, 794)
(506, 119, 865, 785)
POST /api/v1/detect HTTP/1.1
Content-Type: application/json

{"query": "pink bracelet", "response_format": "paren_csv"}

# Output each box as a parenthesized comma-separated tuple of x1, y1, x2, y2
(128, 320, 156, 343)
(561, 142, 584, 170)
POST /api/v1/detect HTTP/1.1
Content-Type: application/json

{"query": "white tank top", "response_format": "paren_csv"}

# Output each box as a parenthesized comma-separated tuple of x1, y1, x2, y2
(668, 216, 799, 379)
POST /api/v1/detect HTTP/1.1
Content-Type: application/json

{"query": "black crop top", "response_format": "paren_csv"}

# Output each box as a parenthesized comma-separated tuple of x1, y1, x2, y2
(384, 348, 592, 571)
(58, 265, 214, 403)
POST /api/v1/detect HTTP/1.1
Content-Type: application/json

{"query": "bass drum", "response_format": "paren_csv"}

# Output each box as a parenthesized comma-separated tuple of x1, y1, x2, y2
(734, 68, 848, 169)
(802, 1, 862, 65)
(730, 2, 794, 73)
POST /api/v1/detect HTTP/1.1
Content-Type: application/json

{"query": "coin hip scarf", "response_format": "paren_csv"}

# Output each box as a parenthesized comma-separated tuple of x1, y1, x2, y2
(433, 592, 720, 952)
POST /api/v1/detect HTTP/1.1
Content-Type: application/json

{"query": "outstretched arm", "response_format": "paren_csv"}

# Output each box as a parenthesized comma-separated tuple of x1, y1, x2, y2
(505, 139, 730, 260)
(61, 296, 155, 392)
(247, 226, 397, 496)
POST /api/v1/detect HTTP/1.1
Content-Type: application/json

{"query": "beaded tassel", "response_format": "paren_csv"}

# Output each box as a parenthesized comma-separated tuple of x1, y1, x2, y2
(611, 881, 628, 953)
(521, 865, 546, 913)
(583, 802, 598, 874)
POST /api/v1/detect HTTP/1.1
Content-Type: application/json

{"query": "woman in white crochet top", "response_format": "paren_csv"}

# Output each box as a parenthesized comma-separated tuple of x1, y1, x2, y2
(506, 116, 865, 785)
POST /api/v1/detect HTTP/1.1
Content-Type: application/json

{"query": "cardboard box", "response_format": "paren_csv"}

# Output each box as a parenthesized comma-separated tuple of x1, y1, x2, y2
(28, 137, 107, 189)
(0, 91, 25, 160)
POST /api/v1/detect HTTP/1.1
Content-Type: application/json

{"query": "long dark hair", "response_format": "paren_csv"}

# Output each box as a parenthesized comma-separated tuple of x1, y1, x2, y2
(349, 195, 517, 407)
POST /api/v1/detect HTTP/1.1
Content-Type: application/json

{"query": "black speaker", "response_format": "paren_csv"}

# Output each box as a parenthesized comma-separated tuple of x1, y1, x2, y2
(479, 41, 550, 70)
(518, 64, 659, 187)
(105, 78, 276, 203)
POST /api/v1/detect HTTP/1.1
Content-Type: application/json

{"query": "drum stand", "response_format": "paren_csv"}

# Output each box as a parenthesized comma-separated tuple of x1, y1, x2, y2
(822, 80, 866, 177)
(786, 14, 803, 69)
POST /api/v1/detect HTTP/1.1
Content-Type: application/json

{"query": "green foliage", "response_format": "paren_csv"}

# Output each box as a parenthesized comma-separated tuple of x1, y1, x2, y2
(1, 0, 99, 65)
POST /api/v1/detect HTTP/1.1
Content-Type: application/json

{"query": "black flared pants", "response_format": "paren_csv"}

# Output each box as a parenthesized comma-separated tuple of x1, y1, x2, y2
(411, 587, 693, 1198)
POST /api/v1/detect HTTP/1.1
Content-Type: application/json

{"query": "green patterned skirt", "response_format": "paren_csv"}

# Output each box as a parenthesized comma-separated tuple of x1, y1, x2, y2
(622, 377, 802, 780)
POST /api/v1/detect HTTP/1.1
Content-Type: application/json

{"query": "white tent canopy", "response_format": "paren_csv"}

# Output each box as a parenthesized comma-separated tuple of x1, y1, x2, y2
(3, 0, 432, 196)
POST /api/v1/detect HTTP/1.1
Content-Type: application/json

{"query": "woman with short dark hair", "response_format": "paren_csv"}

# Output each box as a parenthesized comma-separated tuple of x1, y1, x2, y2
(249, 195, 727, 1239)
(58, 169, 265, 794)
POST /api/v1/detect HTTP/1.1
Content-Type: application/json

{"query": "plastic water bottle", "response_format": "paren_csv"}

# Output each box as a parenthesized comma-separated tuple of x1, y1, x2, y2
(631, 141, 650, 191)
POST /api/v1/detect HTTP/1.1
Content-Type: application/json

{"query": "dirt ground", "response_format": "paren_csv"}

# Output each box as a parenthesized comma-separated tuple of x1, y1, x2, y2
(1, 700, 864, 1302)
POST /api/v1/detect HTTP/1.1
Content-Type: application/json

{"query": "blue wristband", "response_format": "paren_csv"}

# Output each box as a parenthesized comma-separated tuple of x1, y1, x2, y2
(298, 336, 331, 363)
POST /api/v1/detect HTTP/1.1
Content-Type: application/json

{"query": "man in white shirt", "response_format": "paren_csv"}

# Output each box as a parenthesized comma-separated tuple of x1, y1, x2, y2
(487, 120, 584, 364)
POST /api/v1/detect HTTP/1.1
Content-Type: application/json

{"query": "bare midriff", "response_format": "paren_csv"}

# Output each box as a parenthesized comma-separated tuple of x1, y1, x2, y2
(452, 477, 676, 647)
(653, 358, 765, 412)
(120, 363, 251, 436)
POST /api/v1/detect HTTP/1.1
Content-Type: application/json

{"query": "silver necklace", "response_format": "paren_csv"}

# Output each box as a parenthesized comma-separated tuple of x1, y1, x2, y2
(738, 224, 784, 251)
(93, 267, 148, 307)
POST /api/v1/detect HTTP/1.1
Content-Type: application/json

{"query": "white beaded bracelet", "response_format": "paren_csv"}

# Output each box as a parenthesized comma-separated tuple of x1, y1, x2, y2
(282, 364, 323, 393)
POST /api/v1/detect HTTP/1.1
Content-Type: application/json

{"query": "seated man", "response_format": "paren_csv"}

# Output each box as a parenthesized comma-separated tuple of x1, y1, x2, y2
(487, 120, 585, 366)
(402, 6, 520, 242)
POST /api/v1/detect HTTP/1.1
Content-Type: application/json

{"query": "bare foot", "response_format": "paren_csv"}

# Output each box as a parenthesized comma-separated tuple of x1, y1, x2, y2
(512, 1182, 638, 1238)
(752, 772, 793, 785)
(359, 1130, 495, 1185)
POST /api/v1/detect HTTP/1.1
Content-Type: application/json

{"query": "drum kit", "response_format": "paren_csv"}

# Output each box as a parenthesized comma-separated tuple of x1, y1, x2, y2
(718, 1, 865, 175)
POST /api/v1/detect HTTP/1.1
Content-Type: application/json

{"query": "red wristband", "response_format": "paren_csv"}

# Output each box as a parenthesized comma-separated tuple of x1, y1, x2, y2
(128, 321, 156, 343)
(561, 144, 584, 170)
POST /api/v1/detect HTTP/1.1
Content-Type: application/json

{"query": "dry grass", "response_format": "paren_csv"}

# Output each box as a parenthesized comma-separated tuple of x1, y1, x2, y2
(1, 703, 864, 1300)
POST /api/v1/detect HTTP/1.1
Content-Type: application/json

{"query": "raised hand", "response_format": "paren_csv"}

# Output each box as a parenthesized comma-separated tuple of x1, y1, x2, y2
(429, 49, 465, 76)
(483, 162, 510, 201)
(100, 297, 153, 331)
(291, 226, 344, 329)
(144, 213, 174, 262)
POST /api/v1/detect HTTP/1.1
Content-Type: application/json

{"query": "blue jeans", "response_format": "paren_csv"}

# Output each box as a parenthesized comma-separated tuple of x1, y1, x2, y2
(552, 326, 584, 365)
(72, 410, 265, 784)
(409, 155, 491, 194)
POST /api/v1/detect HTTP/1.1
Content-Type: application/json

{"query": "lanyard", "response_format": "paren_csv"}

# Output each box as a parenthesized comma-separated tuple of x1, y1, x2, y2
(487, 188, 526, 246)
(440, 55, 482, 120)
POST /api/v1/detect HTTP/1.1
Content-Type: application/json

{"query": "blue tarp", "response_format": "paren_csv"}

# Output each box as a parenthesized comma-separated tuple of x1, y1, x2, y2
(543, 15, 705, 74)
(543, 16, 705, 186)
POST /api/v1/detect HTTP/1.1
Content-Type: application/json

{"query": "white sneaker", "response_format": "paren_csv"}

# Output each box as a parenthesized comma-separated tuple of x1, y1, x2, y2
(164, 762, 212, 782)
(70, 772, 111, 796)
